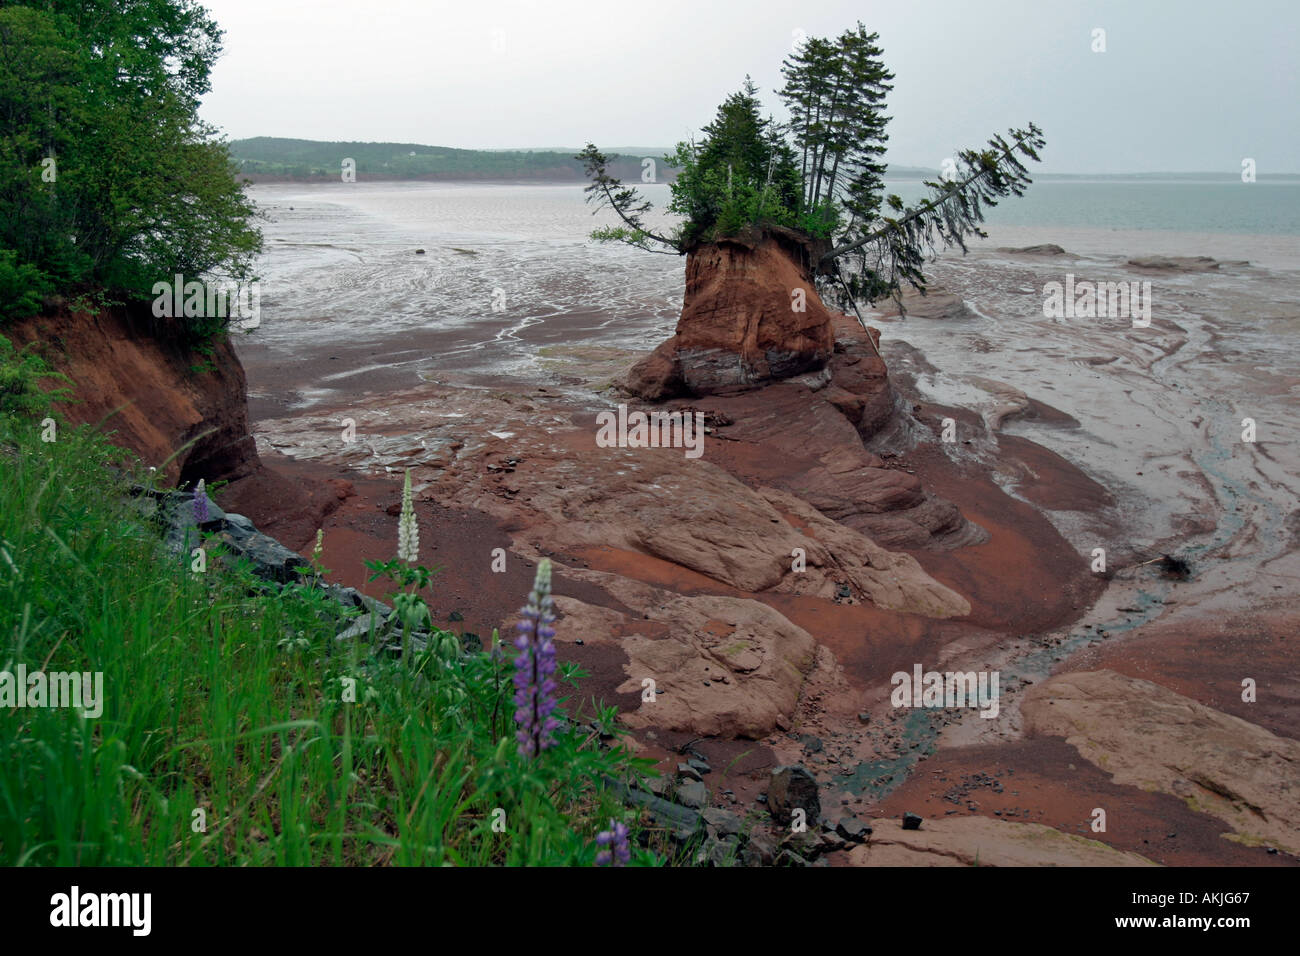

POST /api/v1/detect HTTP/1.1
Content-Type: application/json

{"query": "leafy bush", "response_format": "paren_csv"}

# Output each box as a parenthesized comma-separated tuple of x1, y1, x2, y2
(0, 3, 261, 316)
(0, 334, 72, 423)
(0, 251, 51, 323)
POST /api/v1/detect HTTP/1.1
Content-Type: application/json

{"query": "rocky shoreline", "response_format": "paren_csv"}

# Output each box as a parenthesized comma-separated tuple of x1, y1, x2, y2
(25, 231, 1297, 866)
(222, 234, 1296, 865)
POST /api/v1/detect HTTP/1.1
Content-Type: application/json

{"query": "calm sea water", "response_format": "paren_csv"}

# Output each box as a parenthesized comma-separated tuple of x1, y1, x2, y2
(882, 178, 1300, 236)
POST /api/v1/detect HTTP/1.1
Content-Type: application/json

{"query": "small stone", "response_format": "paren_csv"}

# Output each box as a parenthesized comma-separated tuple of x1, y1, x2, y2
(857, 712, 871, 725)
(835, 816, 873, 843)
(676, 763, 703, 783)
(819, 831, 846, 851)
(706, 836, 737, 867)
(675, 780, 708, 809)
(334, 613, 383, 643)
(743, 831, 777, 866)
(767, 765, 820, 826)
(702, 807, 742, 836)
(902, 812, 923, 831)
(774, 849, 809, 867)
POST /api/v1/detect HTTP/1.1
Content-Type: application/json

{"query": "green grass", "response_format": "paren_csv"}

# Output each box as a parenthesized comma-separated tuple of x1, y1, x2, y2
(0, 416, 657, 866)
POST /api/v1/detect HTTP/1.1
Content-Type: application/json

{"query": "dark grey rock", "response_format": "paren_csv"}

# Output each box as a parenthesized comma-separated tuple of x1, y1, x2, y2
(687, 757, 711, 775)
(222, 512, 256, 533)
(335, 613, 385, 643)
(836, 816, 873, 843)
(703, 836, 738, 867)
(701, 807, 742, 837)
(168, 493, 226, 531)
(609, 781, 701, 844)
(675, 780, 708, 810)
(819, 831, 847, 852)
(767, 765, 821, 826)
(130, 497, 159, 522)
(800, 734, 823, 754)
(357, 593, 393, 619)
(693, 835, 734, 867)
(742, 830, 778, 866)
(380, 632, 429, 657)
(162, 493, 227, 556)
(216, 528, 308, 583)
(902, 811, 923, 831)
(676, 762, 703, 783)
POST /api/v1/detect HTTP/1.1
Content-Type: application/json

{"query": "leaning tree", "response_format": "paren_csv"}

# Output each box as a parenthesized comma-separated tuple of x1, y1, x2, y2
(578, 21, 1045, 323)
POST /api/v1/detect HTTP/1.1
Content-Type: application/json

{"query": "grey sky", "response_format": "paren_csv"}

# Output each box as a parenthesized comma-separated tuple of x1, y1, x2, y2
(197, 0, 1299, 174)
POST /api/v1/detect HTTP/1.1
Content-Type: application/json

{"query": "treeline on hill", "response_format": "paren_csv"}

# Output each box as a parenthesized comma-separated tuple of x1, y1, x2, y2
(0, 0, 260, 325)
(231, 137, 667, 183)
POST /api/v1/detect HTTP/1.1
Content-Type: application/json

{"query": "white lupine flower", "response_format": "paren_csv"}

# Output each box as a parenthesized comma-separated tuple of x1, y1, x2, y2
(397, 469, 419, 563)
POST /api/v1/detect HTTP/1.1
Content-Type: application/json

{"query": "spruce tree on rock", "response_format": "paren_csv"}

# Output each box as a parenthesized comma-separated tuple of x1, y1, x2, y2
(579, 20, 1045, 313)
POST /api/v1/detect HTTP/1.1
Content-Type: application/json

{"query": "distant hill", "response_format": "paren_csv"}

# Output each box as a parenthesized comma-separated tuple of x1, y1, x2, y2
(227, 140, 1297, 185)
(228, 137, 674, 183)
(488, 146, 677, 157)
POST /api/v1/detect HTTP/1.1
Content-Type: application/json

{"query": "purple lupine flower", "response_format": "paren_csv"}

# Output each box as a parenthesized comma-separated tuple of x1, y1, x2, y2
(595, 819, 631, 867)
(193, 479, 209, 524)
(513, 558, 560, 758)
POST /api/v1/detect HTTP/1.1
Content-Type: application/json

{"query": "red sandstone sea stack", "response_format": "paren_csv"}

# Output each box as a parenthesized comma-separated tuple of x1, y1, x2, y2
(626, 228, 838, 399)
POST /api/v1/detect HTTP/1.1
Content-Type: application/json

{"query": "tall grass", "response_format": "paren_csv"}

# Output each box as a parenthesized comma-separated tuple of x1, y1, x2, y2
(0, 414, 655, 866)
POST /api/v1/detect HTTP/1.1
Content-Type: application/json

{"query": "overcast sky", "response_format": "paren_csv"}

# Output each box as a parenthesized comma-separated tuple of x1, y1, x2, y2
(197, 0, 1299, 174)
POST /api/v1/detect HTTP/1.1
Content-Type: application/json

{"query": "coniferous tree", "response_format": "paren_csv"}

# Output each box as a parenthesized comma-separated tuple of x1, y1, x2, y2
(579, 20, 1046, 312)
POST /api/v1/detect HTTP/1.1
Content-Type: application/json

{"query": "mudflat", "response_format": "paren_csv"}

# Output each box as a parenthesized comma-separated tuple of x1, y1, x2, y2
(225, 228, 1299, 866)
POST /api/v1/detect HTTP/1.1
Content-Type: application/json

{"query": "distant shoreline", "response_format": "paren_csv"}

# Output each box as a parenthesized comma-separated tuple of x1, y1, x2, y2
(240, 172, 1300, 186)
(238, 173, 676, 186)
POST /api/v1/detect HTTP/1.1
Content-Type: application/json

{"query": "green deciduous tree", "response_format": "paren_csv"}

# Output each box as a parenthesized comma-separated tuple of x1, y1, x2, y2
(0, 0, 261, 326)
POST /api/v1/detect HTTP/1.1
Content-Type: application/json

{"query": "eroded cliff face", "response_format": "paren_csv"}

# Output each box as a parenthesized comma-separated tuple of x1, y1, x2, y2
(627, 229, 837, 400)
(8, 300, 259, 485)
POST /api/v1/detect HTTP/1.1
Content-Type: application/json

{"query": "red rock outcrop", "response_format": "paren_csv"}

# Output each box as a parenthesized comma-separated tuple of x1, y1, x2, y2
(8, 300, 259, 485)
(626, 228, 836, 398)
(1024, 670, 1300, 857)
(622, 232, 980, 549)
